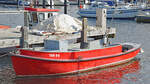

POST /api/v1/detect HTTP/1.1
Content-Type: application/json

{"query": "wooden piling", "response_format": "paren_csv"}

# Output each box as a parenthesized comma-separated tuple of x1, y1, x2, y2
(20, 26, 29, 48)
(96, 8, 108, 46)
(96, 8, 107, 33)
(80, 18, 88, 49)
(64, 0, 67, 14)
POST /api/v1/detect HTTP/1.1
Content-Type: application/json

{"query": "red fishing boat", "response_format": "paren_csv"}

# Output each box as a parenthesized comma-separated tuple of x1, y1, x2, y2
(11, 41, 141, 77)
(10, 12, 141, 77)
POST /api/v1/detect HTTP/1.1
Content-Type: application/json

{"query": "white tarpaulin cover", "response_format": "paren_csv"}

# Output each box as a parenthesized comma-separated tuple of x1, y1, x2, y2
(32, 14, 83, 35)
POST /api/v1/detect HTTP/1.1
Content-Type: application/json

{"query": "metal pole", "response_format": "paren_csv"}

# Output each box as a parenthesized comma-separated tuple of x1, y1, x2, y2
(83, 0, 85, 4)
(24, 11, 29, 27)
(50, 0, 52, 8)
(43, 0, 46, 8)
(34, 0, 36, 8)
(64, 0, 67, 14)
(17, 0, 19, 9)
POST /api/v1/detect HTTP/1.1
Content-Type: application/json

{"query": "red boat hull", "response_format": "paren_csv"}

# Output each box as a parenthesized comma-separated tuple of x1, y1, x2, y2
(14, 59, 139, 84)
(11, 43, 141, 77)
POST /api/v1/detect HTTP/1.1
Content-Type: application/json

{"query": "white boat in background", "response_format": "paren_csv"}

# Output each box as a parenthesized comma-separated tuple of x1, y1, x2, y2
(136, 11, 150, 23)
(77, 1, 150, 19)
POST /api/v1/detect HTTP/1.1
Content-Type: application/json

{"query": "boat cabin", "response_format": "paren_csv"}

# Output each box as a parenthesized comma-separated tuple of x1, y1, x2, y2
(24, 7, 60, 27)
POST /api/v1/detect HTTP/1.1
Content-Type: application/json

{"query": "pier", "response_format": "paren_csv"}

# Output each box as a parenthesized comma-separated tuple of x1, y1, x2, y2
(0, 8, 116, 54)
(0, 26, 115, 54)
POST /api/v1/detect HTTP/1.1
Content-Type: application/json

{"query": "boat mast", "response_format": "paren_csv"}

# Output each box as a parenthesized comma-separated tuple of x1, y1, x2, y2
(64, 0, 67, 14)
(50, 0, 53, 8)
(43, 0, 46, 8)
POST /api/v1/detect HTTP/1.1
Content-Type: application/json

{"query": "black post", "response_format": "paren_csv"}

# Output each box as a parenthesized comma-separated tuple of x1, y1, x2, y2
(43, 0, 46, 8)
(64, 0, 67, 14)
(50, 0, 52, 8)
(78, 0, 80, 7)
(20, 26, 29, 48)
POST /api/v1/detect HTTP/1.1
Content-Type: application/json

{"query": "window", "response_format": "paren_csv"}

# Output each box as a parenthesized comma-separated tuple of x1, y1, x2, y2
(38, 13, 45, 22)
(32, 12, 38, 23)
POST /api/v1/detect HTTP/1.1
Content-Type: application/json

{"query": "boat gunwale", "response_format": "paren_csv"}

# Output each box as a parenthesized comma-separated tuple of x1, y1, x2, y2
(19, 43, 121, 53)
(10, 43, 141, 62)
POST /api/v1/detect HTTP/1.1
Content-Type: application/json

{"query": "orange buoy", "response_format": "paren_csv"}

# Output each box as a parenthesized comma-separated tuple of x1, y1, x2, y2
(79, 5, 83, 9)
(0, 25, 10, 29)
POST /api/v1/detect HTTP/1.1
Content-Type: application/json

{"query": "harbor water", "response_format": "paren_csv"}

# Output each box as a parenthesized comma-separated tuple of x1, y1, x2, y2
(0, 5, 150, 84)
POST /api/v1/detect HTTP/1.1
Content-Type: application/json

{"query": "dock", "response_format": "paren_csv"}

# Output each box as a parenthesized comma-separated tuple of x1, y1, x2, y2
(0, 8, 116, 54)
(0, 27, 115, 54)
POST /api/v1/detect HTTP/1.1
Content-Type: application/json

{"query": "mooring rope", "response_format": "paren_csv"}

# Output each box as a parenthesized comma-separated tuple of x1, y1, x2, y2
(0, 53, 9, 58)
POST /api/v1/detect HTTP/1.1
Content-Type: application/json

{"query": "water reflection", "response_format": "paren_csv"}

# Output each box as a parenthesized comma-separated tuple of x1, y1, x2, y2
(14, 58, 140, 84)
